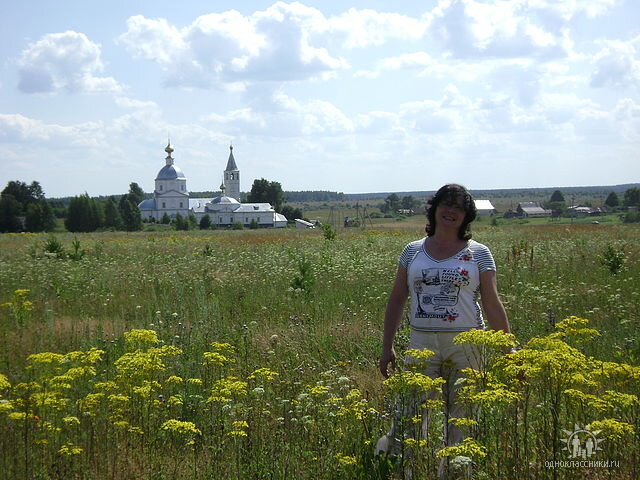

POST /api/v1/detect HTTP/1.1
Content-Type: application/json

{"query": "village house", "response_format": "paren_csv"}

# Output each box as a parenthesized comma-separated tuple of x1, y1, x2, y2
(474, 199, 496, 216)
(516, 202, 552, 218)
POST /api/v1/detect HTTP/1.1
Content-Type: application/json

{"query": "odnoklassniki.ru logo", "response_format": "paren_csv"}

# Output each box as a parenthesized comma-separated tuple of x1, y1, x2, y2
(562, 423, 604, 459)
(544, 424, 620, 469)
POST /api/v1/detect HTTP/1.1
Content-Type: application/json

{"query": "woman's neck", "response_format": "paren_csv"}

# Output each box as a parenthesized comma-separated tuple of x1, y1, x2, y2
(430, 228, 462, 245)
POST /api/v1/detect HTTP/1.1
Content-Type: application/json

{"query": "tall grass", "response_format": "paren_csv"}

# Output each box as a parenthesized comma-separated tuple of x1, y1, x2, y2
(0, 225, 638, 479)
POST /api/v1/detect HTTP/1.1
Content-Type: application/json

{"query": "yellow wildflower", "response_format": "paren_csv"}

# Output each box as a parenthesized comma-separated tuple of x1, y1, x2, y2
(124, 329, 159, 349)
(249, 367, 279, 382)
(437, 437, 487, 459)
(94, 381, 119, 392)
(58, 443, 83, 456)
(308, 385, 330, 396)
(78, 393, 105, 416)
(0, 374, 11, 391)
(8, 412, 29, 421)
(335, 453, 358, 466)
(63, 416, 81, 426)
(449, 417, 479, 428)
(587, 419, 634, 440)
(207, 376, 248, 403)
(453, 329, 516, 349)
(166, 375, 183, 385)
(384, 371, 445, 396)
(161, 419, 201, 436)
(550, 316, 601, 343)
(0, 399, 13, 414)
(26, 352, 65, 367)
(210, 342, 236, 356)
(202, 351, 233, 367)
(404, 438, 428, 449)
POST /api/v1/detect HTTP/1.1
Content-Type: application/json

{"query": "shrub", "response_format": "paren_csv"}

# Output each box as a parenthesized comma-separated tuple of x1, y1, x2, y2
(600, 244, 626, 274)
(321, 224, 336, 241)
(43, 235, 66, 259)
(290, 254, 314, 295)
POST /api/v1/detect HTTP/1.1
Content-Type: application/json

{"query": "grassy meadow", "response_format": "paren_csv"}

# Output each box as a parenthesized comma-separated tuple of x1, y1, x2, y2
(0, 223, 638, 479)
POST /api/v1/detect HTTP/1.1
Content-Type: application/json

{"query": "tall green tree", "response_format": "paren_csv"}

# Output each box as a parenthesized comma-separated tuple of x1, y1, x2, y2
(280, 205, 303, 221)
(128, 182, 145, 205)
(381, 193, 401, 214)
(623, 187, 640, 207)
(25, 200, 56, 232)
(0, 194, 23, 232)
(1, 180, 42, 207)
(174, 213, 189, 231)
(121, 200, 142, 231)
(247, 178, 285, 212)
(103, 197, 123, 230)
(199, 214, 212, 230)
(604, 192, 619, 208)
(401, 195, 421, 211)
(550, 190, 565, 203)
(65, 194, 101, 232)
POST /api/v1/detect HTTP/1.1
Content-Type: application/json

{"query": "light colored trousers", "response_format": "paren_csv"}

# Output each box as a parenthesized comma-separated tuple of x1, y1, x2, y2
(378, 330, 480, 453)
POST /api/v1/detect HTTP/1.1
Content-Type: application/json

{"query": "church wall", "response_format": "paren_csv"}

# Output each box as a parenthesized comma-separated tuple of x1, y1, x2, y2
(192, 210, 277, 227)
(156, 179, 187, 194)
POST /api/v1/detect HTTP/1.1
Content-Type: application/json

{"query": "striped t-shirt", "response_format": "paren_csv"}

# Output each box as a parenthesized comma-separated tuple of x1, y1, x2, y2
(399, 238, 496, 332)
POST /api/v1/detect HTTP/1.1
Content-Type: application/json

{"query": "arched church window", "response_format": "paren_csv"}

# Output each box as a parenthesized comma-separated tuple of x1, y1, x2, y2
(162, 202, 166, 208)
(159, 185, 163, 191)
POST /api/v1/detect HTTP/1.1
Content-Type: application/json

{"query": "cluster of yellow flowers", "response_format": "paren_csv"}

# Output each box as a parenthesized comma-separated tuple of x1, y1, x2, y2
(0, 315, 637, 477)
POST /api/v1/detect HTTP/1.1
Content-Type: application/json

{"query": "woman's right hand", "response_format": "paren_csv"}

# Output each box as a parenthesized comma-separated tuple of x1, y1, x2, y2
(379, 348, 397, 379)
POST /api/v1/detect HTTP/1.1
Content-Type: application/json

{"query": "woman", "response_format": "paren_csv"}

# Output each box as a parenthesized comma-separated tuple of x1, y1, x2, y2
(377, 184, 513, 474)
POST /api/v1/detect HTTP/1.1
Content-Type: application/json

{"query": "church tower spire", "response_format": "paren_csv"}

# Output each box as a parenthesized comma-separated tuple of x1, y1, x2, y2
(223, 144, 240, 201)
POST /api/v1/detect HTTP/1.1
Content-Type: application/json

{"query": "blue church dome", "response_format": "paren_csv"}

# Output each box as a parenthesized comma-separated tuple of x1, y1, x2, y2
(156, 164, 186, 180)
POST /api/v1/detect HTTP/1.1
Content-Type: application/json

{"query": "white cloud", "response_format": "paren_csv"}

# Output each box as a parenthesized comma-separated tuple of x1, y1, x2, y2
(379, 52, 433, 70)
(114, 97, 159, 110)
(527, 0, 619, 22)
(118, 3, 351, 89)
(324, 8, 428, 48)
(201, 90, 354, 137)
(0, 113, 110, 152)
(613, 98, 640, 142)
(18, 31, 123, 94)
(487, 63, 542, 106)
(429, 0, 574, 59)
(590, 35, 640, 90)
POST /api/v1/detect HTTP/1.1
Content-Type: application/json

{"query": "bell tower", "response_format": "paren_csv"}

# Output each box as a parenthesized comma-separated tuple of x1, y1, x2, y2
(223, 144, 240, 201)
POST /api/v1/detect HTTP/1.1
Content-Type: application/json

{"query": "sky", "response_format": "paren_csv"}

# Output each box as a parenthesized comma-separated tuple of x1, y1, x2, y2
(0, 0, 639, 198)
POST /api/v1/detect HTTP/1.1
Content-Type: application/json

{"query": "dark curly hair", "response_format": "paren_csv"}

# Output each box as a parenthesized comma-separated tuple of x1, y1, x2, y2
(425, 184, 477, 240)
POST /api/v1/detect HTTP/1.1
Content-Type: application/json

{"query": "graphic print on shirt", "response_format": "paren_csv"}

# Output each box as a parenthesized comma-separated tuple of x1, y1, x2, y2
(413, 267, 470, 322)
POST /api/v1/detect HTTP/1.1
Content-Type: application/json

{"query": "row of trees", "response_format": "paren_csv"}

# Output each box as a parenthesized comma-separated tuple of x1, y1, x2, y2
(379, 193, 422, 214)
(0, 180, 147, 233)
(0, 181, 56, 233)
(65, 183, 145, 232)
(544, 188, 640, 213)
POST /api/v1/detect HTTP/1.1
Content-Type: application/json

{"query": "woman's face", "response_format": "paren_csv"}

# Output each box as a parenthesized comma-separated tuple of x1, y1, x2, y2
(434, 196, 466, 231)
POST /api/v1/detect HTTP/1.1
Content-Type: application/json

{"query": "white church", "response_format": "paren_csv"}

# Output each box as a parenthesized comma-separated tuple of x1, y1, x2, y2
(138, 143, 288, 228)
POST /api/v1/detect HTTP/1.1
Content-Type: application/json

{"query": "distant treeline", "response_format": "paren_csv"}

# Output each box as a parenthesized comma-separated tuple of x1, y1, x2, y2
(285, 191, 346, 202)
(342, 184, 640, 202)
(47, 184, 639, 204)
